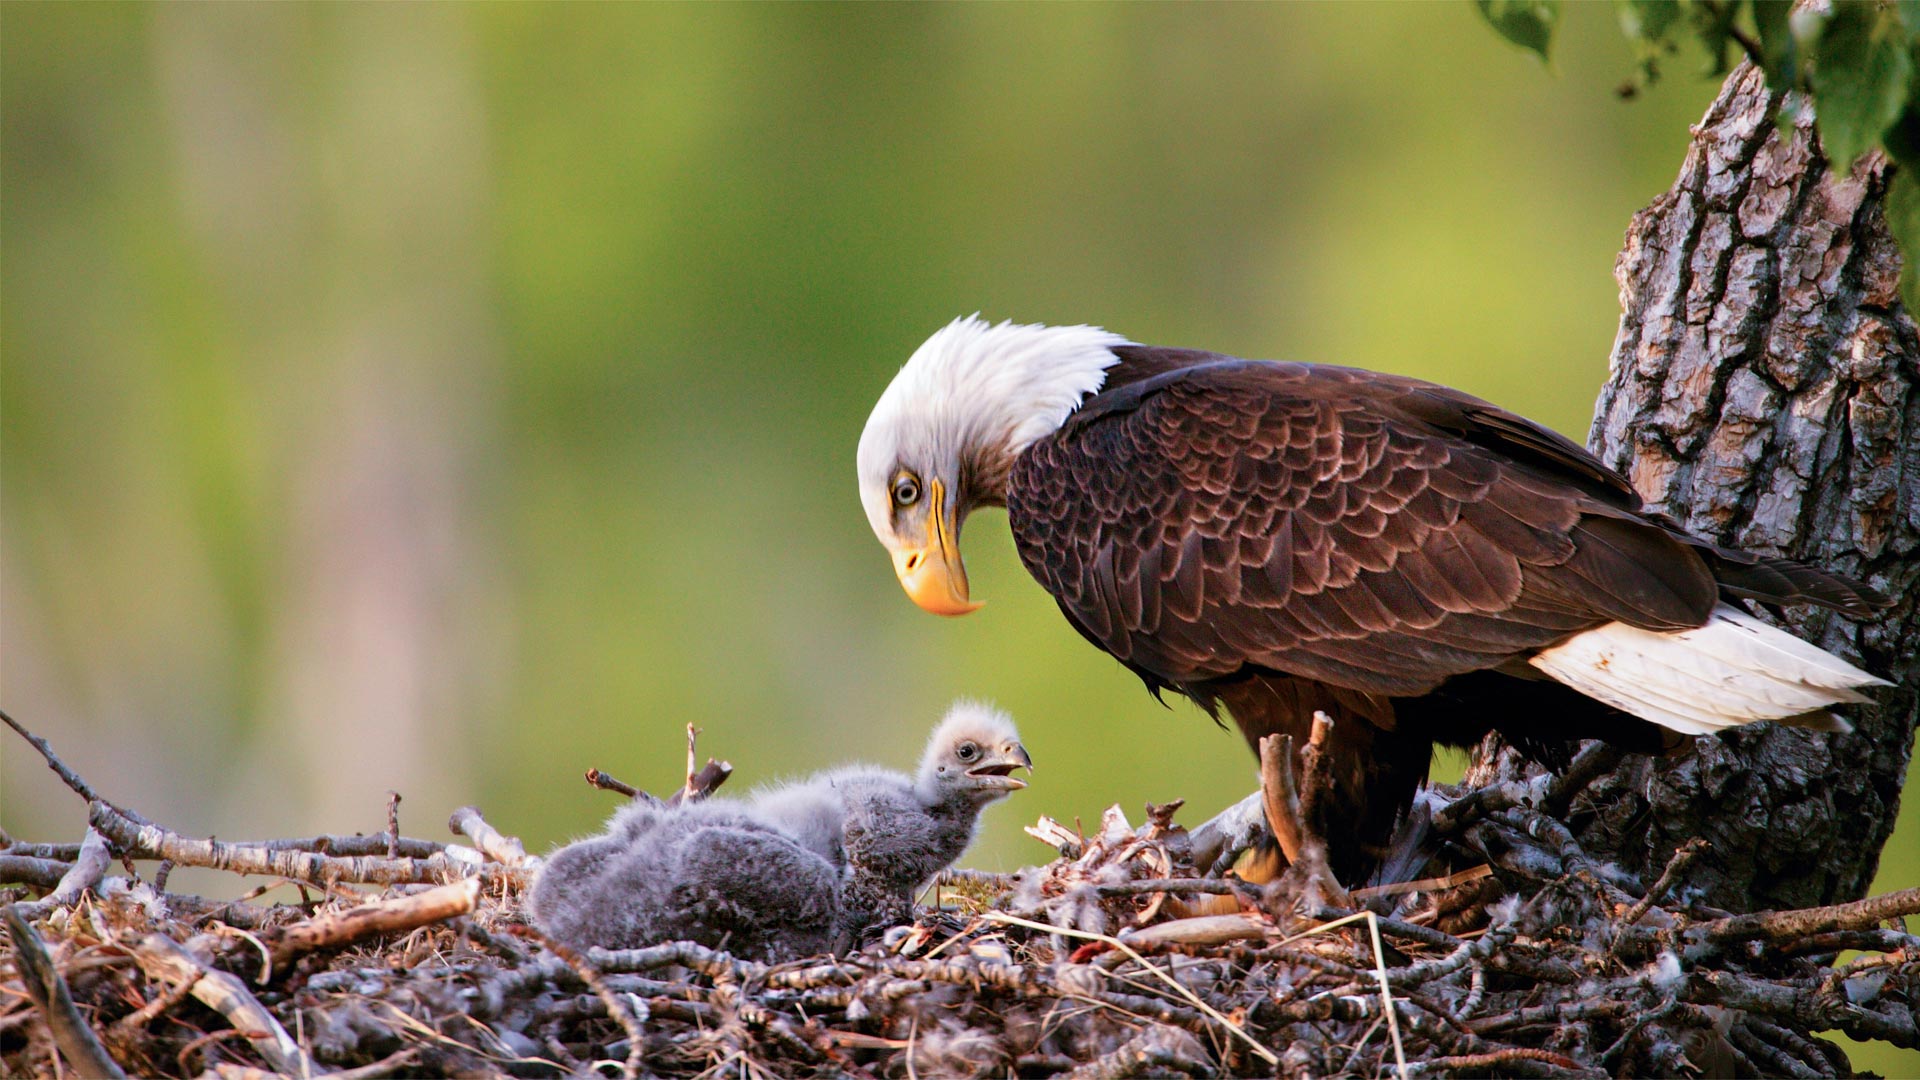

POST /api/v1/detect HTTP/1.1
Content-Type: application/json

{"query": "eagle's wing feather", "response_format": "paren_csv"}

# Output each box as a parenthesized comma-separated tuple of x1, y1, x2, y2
(1008, 359, 1718, 697)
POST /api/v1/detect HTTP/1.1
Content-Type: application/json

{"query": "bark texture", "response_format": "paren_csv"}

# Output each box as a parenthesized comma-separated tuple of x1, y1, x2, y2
(1565, 64, 1920, 911)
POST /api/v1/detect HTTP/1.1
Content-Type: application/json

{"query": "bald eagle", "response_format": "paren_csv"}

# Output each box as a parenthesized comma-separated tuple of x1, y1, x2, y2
(857, 317, 1890, 879)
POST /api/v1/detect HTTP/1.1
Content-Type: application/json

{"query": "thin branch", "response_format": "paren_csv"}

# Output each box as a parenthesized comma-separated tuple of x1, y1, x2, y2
(88, 800, 509, 888)
(1693, 885, 1920, 946)
(5, 905, 129, 1079)
(447, 806, 535, 870)
(264, 877, 481, 967)
(0, 707, 153, 825)
(585, 768, 645, 800)
(127, 931, 316, 1076)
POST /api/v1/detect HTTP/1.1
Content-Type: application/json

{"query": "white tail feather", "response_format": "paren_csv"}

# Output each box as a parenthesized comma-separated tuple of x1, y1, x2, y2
(1528, 604, 1889, 737)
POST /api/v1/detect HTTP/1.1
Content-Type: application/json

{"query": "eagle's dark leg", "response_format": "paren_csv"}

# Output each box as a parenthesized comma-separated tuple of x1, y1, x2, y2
(1203, 673, 1431, 885)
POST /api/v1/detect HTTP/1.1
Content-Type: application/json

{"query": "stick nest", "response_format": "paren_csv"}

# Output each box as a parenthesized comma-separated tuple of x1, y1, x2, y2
(3, 719, 1917, 1079)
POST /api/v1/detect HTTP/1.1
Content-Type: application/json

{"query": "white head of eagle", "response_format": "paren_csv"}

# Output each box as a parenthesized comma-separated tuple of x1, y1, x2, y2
(856, 315, 1131, 615)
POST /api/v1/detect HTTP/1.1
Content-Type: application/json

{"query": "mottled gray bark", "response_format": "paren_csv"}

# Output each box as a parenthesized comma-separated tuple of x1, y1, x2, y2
(1546, 64, 1920, 912)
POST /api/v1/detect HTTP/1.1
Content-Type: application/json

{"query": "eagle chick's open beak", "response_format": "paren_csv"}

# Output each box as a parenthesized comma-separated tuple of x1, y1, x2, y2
(966, 742, 1034, 792)
(891, 479, 982, 616)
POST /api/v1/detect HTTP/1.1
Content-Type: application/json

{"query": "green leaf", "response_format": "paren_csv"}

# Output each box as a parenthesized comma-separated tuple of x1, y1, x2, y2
(1901, 1, 1920, 34)
(1617, 0, 1680, 43)
(1812, 0, 1915, 168)
(1751, 0, 1799, 91)
(1690, 0, 1741, 75)
(1617, 0, 1682, 92)
(1884, 168, 1920, 310)
(1476, 0, 1561, 63)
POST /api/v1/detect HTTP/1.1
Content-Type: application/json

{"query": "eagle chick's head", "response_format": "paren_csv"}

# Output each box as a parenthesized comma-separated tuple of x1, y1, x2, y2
(916, 700, 1032, 807)
(856, 315, 1130, 616)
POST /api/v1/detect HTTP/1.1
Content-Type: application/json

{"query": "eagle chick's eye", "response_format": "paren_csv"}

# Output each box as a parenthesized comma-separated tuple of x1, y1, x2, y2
(892, 474, 921, 508)
(956, 741, 979, 763)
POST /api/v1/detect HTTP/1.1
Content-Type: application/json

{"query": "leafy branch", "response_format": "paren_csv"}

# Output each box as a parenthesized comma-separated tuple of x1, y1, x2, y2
(1479, 0, 1920, 307)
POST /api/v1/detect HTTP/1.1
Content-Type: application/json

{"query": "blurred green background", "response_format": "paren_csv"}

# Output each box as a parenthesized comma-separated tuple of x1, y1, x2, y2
(2, 4, 1913, 1070)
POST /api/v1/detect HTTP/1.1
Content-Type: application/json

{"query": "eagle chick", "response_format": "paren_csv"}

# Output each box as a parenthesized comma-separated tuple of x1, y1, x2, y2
(528, 703, 1030, 959)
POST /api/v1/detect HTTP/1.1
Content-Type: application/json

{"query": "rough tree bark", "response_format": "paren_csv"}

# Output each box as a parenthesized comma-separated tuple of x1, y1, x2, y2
(1515, 63, 1920, 913)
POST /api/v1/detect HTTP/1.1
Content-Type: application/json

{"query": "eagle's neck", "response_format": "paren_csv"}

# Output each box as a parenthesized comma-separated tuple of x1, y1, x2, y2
(911, 317, 1133, 502)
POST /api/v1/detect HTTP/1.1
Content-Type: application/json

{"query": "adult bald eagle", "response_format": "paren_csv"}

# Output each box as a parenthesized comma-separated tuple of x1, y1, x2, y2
(857, 317, 1890, 879)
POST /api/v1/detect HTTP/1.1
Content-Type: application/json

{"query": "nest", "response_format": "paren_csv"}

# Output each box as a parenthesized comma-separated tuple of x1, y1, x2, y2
(4, 711, 1918, 1079)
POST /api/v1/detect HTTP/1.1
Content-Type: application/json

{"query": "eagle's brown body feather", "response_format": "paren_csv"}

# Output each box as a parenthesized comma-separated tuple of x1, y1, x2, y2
(1005, 348, 1881, 877)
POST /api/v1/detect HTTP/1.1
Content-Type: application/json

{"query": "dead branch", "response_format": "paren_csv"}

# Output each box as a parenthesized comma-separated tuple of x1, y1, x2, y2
(262, 877, 480, 967)
(5, 905, 129, 1078)
(446, 805, 536, 870)
(1694, 884, 1920, 946)
(87, 800, 515, 887)
(585, 767, 645, 799)
(0, 707, 154, 827)
(126, 932, 316, 1076)
(384, 790, 401, 859)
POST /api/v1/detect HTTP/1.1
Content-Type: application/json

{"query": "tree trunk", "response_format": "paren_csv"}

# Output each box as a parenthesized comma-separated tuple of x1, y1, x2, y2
(1519, 63, 1920, 913)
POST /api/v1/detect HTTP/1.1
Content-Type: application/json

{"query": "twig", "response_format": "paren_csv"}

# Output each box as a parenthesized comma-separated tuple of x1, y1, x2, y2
(89, 800, 509, 887)
(127, 931, 316, 1075)
(264, 877, 481, 967)
(5, 905, 130, 1078)
(1693, 884, 1920, 945)
(515, 925, 646, 1080)
(585, 768, 645, 800)
(1539, 742, 1624, 819)
(1615, 838, 1707, 933)
(1351, 864, 1493, 904)
(1115, 913, 1268, 951)
(0, 707, 154, 826)
(984, 910, 1280, 1066)
(107, 963, 206, 1045)
(385, 791, 402, 859)
(0, 854, 74, 890)
(12, 827, 113, 919)
(1095, 878, 1239, 898)
(666, 759, 734, 807)
(1275, 908, 1409, 1080)
(681, 723, 701, 803)
(447, 806, 535, 869)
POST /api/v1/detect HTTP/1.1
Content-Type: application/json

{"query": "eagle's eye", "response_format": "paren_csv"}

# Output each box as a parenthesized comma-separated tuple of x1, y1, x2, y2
(956, 741, 979, 762)
(892, 475, 921, 508)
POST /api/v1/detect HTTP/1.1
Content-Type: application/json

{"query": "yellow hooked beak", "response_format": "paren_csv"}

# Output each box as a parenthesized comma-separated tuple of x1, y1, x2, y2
(891, 478, 983, 617)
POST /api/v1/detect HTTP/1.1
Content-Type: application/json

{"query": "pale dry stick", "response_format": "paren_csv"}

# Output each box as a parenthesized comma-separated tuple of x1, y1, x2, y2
(0, 854, 72, 890)
(89, 800, 502, 888)
(1614, 838, 1708, 936)
(683, 723, 702, 803)
(1275, 908, 1409, 1080)
(1115, 913, 1267, 952)
(13, 827, 114, 918)
(1350, 864, 1494, 904)
(1095, 878, 1240, 898)
(265, 877, 481, 967)
(447, 806, 534, 870)
(385, 791, 402, 860)
(5, 905, 129, 1079)
(1693, 884, 1920, 946)
(127, 931, 316, 1076)
(982, 910, 1279, 1067)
